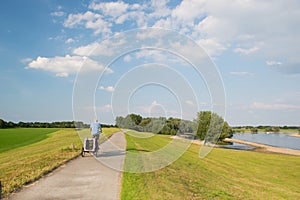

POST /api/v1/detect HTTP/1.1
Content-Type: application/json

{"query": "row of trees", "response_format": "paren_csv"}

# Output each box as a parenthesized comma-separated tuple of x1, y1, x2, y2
(116, 111, 233, 142)
(116, 114, 194, 135)
(0, 119, 115, 129)
(233, 126, 300, 134)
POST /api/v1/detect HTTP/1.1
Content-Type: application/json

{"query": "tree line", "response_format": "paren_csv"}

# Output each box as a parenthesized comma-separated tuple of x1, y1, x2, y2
(116, 111, 233, 142)
(0, 119, 115, 129)
(233, 125, 300, 134)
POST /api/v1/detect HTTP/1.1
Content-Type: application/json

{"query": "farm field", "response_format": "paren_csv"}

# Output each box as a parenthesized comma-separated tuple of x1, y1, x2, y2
(121, 131, 300, 200)
(0, 127, 120, 196)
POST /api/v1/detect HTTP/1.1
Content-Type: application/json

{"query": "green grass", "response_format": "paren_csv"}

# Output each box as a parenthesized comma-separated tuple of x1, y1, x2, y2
(0, 127, 120, 197)
(0, 128, 59, 153)
(121, 132, 300, 200)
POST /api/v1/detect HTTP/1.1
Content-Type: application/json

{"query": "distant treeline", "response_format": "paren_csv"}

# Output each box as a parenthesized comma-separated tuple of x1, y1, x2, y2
(0, 119, 115, 129)
(116, 111, 233, 142)
(116, 114, 195, 135)
(233, 125, 300, 133)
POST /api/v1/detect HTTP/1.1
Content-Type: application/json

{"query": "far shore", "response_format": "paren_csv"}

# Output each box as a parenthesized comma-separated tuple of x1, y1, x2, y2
(288, 133, 300, 138)
(224, 138, 300, 156)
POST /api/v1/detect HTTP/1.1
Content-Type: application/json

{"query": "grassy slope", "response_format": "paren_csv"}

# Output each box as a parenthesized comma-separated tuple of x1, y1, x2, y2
(0, 127, 120, 196)
(0, 128, 59, 153)
(122, 132, 300, 200)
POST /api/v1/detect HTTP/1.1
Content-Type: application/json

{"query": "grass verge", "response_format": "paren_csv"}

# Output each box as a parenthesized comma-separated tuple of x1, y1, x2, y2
(121, 132, 300, 199)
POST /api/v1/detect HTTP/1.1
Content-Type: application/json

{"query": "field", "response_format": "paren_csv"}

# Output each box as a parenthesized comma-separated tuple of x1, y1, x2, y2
(0, 128, 59, 153)
(121, 131, 300, 200)
(0, 127, 120, 196)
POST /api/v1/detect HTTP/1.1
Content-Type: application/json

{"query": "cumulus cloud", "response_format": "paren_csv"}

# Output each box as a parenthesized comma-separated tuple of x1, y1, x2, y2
(99, 86, 115, 92)
(185, 100, 195, 106)
(51, 11, 65, 17)
(65, 38, 75, 44)
(123, 54, 132, 62)
(73, 38, 126, 57)
(20, 57, 32, 64)
(57, 0, 300, 74)
(64, 11, 111, 36)
(27, 55, 112, 77)
(234, 47, 259, 55)
(89, 1, 129, 17)
(266, 61, 282, 66)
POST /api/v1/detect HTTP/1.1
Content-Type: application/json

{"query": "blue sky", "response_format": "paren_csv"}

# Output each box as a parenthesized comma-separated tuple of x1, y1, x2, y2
(1, 0, 300, 126)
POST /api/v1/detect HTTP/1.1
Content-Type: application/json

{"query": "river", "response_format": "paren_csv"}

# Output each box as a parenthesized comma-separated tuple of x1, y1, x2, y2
(231, 132, 300, 150)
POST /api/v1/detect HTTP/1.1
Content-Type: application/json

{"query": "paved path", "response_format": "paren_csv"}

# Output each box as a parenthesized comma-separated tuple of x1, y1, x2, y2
(9, 132, 126, 200)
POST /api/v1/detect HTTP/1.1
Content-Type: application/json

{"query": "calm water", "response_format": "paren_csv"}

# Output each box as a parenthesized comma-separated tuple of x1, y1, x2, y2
(221, 143, 255, 150)
(232, 132, 300, 150)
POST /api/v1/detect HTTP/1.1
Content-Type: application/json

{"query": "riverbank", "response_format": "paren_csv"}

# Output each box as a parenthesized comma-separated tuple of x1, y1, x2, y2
(289, 133, 300, 138)
(224, 138, 300, 156)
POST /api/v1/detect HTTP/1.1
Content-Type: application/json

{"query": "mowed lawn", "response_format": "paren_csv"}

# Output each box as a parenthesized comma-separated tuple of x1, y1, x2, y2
(122, 131, 300, 200)
(0, 127, 120, 196)
(0, 128, 59, 153)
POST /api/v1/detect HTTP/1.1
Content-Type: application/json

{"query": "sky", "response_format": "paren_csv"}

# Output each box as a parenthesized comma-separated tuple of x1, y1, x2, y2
(0, 0, 300, 126)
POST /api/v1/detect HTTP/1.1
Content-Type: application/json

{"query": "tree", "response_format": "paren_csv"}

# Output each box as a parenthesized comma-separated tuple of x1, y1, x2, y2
(129, 114, 142, 125)
(251, 127, 258, 134)
(0, 119, 6, 128)
(194, 111, 233, 142)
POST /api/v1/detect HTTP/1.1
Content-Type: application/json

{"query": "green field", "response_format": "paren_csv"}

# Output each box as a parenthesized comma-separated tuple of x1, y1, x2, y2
(121, 131, 300, 199)
(0, 128, 59, 153)
(0, 127, 120, 196)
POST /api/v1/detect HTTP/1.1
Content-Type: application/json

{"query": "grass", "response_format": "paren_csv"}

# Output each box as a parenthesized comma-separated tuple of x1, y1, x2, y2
(121, 131, 300, 200)
(0, 127, 120, 197)
(0, 128, 59, 153)
(76, 127, 121, 143)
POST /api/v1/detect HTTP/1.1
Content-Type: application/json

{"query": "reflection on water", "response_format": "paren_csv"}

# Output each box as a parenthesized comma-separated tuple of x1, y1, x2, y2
(221, 143, 255, 150)
(232, 132, 300, 150)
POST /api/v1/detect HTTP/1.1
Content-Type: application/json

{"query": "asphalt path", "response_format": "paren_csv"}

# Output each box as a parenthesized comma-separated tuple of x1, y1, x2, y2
(9, 131, 126, 200)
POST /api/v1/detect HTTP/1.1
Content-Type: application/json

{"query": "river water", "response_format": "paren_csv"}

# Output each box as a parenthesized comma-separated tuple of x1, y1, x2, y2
(232, 132, 300, 150)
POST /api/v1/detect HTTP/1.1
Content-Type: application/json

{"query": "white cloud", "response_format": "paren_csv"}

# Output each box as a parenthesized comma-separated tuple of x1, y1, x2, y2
(185, 100, 195, 106)
(64, 11, 111, 36)
(89, 1, 129, 17)
(65, 38, 75, 44)
(20, 57, 32, 64)
(98, 104, 112, 112)
(266, 60, 283, 66)
(73, 38, 126, 57)
(171, 0, 205, 23)
(123, 54, 132, 62)
(27, 55, 111, 77)
(138, 100, 162, 114)
(197, 38, 227, 56)
(99, 86, 115, 92)
(73, 42, 99, 56)
(57, 0, 300, 74)
(251, 102, 300, 110)
(230, 71, 254, 76)
(51, 11, 65, 17)
(149, 0, 171, 18)
(234, 47, 259, 55)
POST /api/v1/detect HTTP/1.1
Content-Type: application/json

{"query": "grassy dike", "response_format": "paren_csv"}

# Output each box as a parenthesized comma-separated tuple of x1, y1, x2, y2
(121, 132, 300, 199)
(0, 127, 120, 197)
